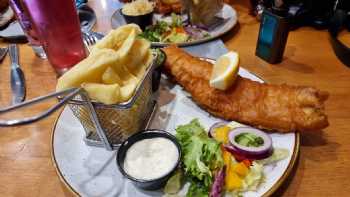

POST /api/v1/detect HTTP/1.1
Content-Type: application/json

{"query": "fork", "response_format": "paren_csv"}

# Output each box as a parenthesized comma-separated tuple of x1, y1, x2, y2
(82, 31, 104, 52)
(82, 32, 98, 46)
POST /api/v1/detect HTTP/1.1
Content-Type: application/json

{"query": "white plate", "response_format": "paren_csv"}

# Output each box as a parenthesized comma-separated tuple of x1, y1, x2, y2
(110, 4, 238, 47)
(51, 67, 299, 197)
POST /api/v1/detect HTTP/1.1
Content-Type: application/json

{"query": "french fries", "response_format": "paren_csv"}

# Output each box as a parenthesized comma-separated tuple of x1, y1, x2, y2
(102, 67, 123, 85)
(56, 24, 152, 104)
(82, 83, 121, 105)
(56, 49, 121, 90)
(120, 82, 138, 102)
(92, 24, 142, 51)
(124, 38, 151, 72)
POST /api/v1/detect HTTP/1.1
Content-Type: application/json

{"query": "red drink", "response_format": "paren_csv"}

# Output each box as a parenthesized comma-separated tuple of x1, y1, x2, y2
(23, 0, 87, 75)
(9, 0, 38, 44)
(9, 0, 46, 58)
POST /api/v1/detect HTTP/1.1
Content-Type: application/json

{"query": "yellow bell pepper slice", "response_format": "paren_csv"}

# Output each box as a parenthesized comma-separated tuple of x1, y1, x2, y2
(214, 126, 231, 144)
(232, 162, 249, 177)
(225, 169, 243, 190)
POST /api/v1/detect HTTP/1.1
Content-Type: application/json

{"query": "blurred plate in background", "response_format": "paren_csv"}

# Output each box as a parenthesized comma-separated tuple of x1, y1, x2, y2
(111, 4, 238, 47)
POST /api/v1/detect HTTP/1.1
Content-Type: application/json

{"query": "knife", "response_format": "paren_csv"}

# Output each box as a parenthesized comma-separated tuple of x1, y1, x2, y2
(9, 44, 26, 104)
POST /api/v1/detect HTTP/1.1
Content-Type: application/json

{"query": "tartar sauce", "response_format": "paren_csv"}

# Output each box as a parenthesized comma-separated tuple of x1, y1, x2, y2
(123, 137, 179, 180)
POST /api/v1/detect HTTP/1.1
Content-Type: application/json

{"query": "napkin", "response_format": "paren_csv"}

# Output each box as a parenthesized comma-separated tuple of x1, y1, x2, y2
(0, 21, 27, 42)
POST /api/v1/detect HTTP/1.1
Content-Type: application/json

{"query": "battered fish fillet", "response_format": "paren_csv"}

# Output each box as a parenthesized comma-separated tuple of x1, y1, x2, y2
(162, 46, 329, 132)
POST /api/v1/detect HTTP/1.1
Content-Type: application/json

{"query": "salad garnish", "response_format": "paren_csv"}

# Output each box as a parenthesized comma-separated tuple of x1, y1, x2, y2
(176, 119, 223, 194)
(139, 13, 210, 43)
(164, 119, 290, 197)
(164, 169, 184, 195)
(227, 127, 273, 160)
(235, 133, 264, 147)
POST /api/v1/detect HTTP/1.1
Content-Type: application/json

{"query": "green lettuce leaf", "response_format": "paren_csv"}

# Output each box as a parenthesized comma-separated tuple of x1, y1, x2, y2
(187, 180, 208, 197)
(175, 119, 223, 190)
(176, 119, 205, 145)
(163, 32, 189, 43)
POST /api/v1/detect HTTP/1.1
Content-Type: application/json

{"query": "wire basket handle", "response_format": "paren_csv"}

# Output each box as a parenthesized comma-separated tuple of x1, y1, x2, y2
(0, 88, 113, 150)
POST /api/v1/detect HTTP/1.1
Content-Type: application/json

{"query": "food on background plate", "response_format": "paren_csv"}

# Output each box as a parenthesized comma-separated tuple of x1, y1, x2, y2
(164, 119, 289, 197)
(123, 137, 179, 180)
(154, 0, 182, 15)
(209, 51, 240, 90)
(121, 0, 154, 30)
(162, 46, 329, 132)
(139, 13, 210, 43)
(122, 0, 154, 16)
(56, 24, 153, 104)
(181, 0, 223, 26)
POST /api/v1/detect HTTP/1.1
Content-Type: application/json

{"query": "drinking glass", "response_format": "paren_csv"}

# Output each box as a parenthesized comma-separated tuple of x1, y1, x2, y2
(22, 0, 87, 76)
(9, 0, 46, 59)
(181, 0, 223, 26)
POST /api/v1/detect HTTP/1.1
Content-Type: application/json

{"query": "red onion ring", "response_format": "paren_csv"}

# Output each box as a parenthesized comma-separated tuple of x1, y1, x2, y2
(224, 144, 272, 161)
(227, 127, 273, 160)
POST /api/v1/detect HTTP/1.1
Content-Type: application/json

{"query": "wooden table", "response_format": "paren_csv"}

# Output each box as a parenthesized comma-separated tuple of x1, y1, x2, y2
(1, 0, 350, 196)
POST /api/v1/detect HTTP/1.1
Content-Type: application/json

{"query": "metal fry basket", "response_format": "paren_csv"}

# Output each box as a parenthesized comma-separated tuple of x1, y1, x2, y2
(0, 50, 163, 151)
(68, 57, 158, 149)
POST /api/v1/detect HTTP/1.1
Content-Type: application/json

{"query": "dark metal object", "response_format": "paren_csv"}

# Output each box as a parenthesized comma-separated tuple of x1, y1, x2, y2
(251, 0, 350, 29)
(329, 9, 350, 68)
(78, 4, 96, 33)
(256, 9, 289, 64)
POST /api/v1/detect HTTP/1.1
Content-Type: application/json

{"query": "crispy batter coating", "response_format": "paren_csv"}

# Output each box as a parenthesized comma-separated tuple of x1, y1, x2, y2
(154, 0, 182, 14)
(162, 46, 329, 132)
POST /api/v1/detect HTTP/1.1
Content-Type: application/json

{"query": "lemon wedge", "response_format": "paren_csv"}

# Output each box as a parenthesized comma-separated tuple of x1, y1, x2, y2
(209, 51, 240, 90)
